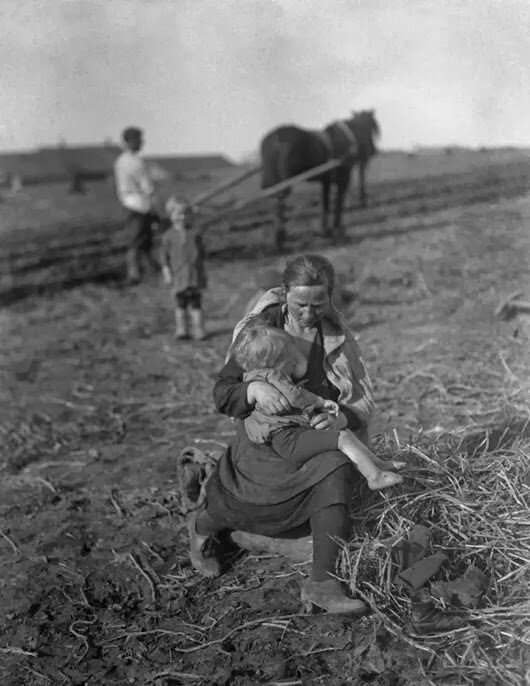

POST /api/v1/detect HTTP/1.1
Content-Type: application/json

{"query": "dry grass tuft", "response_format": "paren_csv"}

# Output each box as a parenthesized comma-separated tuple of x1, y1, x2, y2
(340, 420, 530, 686)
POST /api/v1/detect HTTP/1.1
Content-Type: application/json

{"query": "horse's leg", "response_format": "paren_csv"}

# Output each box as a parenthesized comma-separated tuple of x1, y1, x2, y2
(333, 176, 349, 242)
(359, 160, 367, 208)
(321, 178, 331, 236)
(274, 190, 288, 252)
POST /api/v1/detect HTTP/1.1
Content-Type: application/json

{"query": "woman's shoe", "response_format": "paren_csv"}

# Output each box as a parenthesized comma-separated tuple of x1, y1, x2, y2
(188, 511, 221, 578)
(301, 578, 368, 615)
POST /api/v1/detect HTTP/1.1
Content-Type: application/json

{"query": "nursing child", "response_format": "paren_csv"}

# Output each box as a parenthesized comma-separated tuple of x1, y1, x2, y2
(230, 323, 405, 490)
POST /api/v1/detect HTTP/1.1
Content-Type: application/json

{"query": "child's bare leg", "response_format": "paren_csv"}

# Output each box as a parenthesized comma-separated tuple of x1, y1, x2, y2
(350, 432, 406, 471)
(337, 430, 403, 491)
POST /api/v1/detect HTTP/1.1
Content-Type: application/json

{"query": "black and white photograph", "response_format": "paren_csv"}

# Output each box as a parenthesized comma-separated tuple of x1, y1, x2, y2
(1, 1, 529, 684)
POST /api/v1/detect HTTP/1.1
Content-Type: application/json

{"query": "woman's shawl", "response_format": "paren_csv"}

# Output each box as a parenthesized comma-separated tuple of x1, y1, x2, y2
(231, 288, 374, 428)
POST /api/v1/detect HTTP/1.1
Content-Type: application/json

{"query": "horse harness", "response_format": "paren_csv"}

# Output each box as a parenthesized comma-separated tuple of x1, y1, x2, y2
(317, 120, 358, 164)
(315, 130, 334, 159)
(331, 120, 359, 153)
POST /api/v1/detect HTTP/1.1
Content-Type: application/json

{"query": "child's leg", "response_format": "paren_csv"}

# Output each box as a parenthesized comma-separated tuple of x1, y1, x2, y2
(188, 289, 206, 341)
(175, 291, 190, 339)
(338, 430, 403, 491)
(339, 428, 405, 471)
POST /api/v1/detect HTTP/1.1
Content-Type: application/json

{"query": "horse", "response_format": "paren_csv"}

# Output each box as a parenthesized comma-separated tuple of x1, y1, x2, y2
(260, 110, 380, 248)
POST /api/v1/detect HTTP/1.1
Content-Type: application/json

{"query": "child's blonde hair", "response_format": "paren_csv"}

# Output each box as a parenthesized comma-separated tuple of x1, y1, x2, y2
(165, 196, 193, 227)
(230, 320, 295, 373)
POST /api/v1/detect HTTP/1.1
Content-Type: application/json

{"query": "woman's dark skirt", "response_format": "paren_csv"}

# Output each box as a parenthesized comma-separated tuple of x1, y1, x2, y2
(205, 461, 359, 537)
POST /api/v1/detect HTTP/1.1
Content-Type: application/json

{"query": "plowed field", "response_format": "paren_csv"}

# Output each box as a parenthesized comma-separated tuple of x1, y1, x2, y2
(0, 151, 529, 685)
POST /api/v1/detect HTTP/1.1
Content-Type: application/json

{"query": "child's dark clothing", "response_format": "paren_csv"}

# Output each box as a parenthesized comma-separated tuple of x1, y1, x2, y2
(176, 287, 202, 309)
(243, 366, 344, 472)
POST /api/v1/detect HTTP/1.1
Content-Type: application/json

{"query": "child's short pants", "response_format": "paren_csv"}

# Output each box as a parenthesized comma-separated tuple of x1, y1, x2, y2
(176, 287, 201, 308)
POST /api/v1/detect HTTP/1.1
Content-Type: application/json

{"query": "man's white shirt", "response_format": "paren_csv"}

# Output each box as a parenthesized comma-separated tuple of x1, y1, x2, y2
(114, 150, 154, 214)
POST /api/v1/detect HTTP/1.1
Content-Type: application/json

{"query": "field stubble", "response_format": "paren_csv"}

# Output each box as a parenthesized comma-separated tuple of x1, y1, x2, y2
(2, 150, 530, 303)
(0, 161, 529, 684)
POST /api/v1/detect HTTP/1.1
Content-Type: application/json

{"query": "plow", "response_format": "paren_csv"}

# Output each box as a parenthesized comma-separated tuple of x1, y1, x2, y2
(3, 157, 530, 303)
(191, 150, 356, 250)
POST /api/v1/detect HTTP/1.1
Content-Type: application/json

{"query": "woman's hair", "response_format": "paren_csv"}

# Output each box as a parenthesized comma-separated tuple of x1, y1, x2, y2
(282, 254, 335, 295)
(230, 321, 294, 372)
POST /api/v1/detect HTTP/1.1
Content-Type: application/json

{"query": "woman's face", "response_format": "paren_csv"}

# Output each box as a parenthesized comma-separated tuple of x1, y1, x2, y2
(285, 285, 331, 328)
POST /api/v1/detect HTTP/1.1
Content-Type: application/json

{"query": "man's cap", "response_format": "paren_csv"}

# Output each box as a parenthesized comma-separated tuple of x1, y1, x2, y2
(122, 126, 143, 142)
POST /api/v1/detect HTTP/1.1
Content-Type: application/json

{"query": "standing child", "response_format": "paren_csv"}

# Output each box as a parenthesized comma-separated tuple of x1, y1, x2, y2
(230, 322, 405, 490)
(161, 197, 207, 341)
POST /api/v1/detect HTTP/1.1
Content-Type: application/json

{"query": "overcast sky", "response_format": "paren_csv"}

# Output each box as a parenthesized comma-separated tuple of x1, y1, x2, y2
(1, 0, 529, 158)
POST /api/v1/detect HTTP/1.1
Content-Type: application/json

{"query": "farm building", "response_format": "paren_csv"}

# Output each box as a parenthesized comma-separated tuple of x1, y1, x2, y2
(0, 146, 234, 187)
(145, 154, 235, 179)
(0, 150, 67, 186)
(0, 144, 120, 187)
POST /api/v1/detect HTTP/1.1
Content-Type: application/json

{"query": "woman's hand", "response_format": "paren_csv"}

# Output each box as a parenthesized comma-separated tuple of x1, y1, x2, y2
(321, 399, 339, 416)
(310, 410, 348, 431)
(247, 381, 292, 415)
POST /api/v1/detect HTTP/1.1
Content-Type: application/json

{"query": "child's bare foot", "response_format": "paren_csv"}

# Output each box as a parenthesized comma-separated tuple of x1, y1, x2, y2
(372, 457, 406, 471)
(367, 471, 403, 490)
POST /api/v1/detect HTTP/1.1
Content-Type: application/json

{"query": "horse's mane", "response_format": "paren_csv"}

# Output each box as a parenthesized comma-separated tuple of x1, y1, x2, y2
(350, 110, 380, 139)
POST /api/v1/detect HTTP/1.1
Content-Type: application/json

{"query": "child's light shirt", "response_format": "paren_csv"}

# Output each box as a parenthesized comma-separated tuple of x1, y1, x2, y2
(243, 368, 323, 443)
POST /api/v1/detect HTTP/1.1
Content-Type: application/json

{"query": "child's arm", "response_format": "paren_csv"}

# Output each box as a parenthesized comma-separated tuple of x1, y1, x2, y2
(266, 372, 339, 417)
(160, 235, 173, 285)
(162, 266, 172, 286)
(265, 371, 312, 410)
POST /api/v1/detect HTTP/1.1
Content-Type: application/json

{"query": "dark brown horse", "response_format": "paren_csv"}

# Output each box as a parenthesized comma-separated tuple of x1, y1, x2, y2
(260, 110, 380, 247)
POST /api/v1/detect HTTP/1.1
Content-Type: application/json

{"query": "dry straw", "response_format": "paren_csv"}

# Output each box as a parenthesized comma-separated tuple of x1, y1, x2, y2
(339, 420, 530, 686)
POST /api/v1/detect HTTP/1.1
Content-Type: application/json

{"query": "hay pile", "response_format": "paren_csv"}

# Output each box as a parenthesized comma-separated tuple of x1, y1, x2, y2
(341, 423, 529, 685)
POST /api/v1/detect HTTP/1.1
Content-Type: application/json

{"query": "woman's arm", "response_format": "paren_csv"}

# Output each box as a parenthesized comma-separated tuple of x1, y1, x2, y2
(318, 322, 374, 434)
(213, 358, 294, 419)
(332, 328, 374, 445)
(213, 356, 254, 419)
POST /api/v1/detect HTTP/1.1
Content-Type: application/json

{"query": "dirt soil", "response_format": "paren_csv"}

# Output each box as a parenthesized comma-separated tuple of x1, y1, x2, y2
(1, 191, 529, 685)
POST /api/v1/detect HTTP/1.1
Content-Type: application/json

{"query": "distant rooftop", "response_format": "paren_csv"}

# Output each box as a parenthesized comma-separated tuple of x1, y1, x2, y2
(0, 146, 235, 185)
(146, 154, 235, 175)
